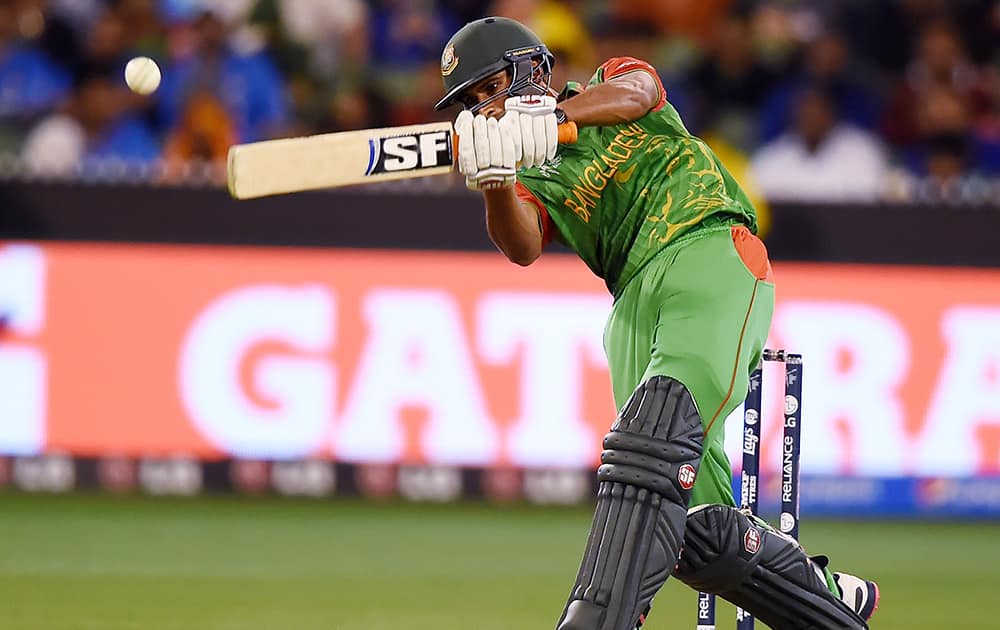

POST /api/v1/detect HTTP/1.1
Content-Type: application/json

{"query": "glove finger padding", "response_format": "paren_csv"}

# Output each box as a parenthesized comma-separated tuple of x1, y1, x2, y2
(454, 110, 476, 177)
(531, 115, 548, 167)
(499, 111, 521, 168)
(486, 117, 503, 169)
(544, 113, 558, 161)
(473, 114, 491, 170)
(519, 113, 537, 169)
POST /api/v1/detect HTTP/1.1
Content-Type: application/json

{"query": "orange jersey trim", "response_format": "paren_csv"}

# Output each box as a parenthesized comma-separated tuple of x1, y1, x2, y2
(598, 56, 668, 111)
(731, 225, 774, 282)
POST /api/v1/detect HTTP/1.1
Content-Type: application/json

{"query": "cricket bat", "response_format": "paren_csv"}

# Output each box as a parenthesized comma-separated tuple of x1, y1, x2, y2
(226, 120, 578, 200)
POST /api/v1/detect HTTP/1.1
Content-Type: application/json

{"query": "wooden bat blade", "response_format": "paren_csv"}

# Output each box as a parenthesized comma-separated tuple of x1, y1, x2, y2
(227, 121, 578, 200)
(227, 122, 457, 199)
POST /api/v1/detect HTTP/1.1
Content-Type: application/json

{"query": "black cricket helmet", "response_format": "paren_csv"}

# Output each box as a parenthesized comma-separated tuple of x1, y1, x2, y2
(434, 16, 555, 112)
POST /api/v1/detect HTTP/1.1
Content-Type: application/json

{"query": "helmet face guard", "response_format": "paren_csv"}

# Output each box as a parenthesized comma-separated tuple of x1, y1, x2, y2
(467, 47, 554, 114)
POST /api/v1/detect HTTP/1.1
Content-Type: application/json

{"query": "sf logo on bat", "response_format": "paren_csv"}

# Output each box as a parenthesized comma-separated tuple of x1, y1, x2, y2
(365, 130, 454, 176)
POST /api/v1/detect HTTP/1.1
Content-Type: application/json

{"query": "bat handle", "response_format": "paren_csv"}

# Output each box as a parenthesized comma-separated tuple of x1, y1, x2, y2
(557, 121, 578, 144)
(452, 121, 580, 155)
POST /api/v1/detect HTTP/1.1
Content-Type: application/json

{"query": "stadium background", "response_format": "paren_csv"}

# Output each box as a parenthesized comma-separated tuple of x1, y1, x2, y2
(1, 1, 999, 628)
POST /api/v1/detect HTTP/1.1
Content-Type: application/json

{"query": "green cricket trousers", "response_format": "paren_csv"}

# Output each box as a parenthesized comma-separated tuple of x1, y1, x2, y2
(603, 224, 775, 507)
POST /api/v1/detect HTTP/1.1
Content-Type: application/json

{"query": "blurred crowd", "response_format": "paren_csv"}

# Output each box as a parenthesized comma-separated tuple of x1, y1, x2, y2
(1, 0, 998, 202)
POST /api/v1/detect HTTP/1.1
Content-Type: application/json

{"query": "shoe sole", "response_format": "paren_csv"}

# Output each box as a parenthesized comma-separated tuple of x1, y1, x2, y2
(864, 580, 881, 621)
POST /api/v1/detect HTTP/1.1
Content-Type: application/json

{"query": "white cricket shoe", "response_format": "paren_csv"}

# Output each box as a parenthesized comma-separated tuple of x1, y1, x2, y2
(834, 571, 880, 622)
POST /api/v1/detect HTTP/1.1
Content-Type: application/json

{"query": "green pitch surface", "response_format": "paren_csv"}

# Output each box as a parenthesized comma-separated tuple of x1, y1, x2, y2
(0, 494, 995, 629)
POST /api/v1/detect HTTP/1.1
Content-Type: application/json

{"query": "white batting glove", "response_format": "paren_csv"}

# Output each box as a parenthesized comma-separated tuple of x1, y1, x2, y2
(502, 95, 558, 169)
(455, 110, 516, 190)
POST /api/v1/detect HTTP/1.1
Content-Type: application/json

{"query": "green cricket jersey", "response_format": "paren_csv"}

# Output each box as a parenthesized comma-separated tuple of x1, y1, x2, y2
(515, 57, 758, 296)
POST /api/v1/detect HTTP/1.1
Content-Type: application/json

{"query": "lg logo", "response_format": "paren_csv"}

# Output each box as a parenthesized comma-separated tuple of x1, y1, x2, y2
(366, 131, 453, 175)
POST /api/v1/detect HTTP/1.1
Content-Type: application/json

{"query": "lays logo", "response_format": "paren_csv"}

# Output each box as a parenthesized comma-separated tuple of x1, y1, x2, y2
(441, 44, 459, 76)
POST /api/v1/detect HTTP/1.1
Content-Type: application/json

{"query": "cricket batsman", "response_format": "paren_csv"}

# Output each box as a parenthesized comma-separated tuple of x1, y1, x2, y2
(435, 17, 880, 630)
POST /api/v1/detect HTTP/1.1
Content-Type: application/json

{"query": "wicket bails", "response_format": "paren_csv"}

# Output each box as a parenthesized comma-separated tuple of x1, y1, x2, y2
(696, 349, 803, 630)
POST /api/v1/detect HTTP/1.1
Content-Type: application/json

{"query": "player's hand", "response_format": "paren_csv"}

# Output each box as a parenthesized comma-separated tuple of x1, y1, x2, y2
(502, 95, 558, 169)
(455, 110, 516, 190)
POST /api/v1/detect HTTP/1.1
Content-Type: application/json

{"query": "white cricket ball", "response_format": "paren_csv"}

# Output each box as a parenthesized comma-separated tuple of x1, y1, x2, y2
(124, 56, 161, 95)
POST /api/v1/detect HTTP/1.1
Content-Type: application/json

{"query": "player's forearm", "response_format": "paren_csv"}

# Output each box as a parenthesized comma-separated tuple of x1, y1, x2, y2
(483, 187, 543, 266)
(559, 75, 658, 126)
